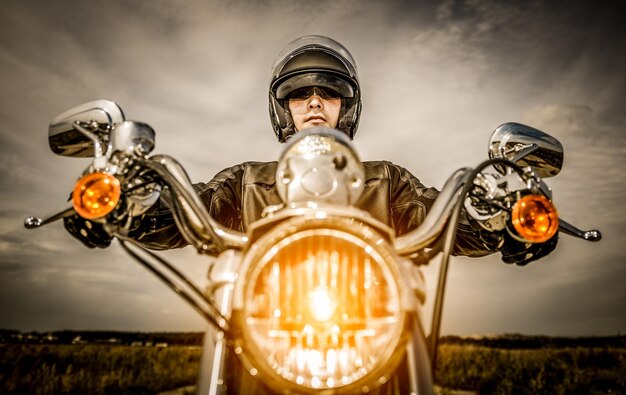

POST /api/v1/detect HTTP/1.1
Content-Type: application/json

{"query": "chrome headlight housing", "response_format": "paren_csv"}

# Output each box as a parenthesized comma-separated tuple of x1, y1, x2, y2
(232, 216, 408, 393)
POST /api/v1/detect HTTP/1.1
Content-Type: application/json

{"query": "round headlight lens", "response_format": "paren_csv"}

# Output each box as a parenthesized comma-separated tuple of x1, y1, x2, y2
(241, 224, 404, 391)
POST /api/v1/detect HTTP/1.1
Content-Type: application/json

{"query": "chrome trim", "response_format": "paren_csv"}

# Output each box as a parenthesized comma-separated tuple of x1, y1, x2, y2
(559, 219, 602, 241)
(48, 99, 124, 158)
(141, 155, 248, 252)
(249, 202, 395, 242)
(276, 128, 365, 206)
(510, 143, 539, 163)
(428, 196, 463, 372)
(24, 204, 75, 229)
(73, 122, 105, 159)
(111, 121, 155, 156)
(489, 122, 564, 178)
(197, 250, 241, 395)
(406, 313, 434, 395)
(124, 182, 162, 217)
(395, 168, 473, 255)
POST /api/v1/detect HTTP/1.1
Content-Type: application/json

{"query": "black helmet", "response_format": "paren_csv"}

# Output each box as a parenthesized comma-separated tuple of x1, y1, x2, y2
(269, 35, 362, 142)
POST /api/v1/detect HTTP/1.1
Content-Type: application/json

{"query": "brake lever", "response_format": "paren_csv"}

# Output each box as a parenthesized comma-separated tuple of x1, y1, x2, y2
(559, 218, 602, 242)
(24, 203, 75, 229)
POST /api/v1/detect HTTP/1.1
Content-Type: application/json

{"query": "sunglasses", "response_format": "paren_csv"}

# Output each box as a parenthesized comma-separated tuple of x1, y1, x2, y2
(287, 86, 342, 100)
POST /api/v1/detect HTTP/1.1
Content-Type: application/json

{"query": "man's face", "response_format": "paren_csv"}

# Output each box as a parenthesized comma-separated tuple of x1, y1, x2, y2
(287, 86, 341, 131)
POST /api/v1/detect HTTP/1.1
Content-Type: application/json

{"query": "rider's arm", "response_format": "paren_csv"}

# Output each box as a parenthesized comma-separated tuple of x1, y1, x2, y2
(384, 162, 500, 257)
(126, 164, 246, 251)
(385, 161, 557, 263)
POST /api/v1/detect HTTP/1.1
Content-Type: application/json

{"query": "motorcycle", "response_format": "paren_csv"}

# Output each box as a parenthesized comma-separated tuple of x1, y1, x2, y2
(25, 100, 601, 394)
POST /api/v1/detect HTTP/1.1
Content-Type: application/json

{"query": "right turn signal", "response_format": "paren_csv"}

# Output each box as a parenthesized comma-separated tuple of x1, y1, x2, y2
(511, 194, 559, 243)
(72, 172, 121, 220)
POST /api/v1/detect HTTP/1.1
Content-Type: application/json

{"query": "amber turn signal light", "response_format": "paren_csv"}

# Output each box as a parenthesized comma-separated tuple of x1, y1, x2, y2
(511, 194, 559, 243)
(72, 172, 121, 220)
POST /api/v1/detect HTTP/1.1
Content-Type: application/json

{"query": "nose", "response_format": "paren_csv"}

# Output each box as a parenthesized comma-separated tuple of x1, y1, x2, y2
(307, 95, 323, 109)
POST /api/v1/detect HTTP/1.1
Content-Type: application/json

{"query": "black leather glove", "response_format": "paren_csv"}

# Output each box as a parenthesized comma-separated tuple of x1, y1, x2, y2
(501, 232, 559, 266)
(63, 215, 113, 249)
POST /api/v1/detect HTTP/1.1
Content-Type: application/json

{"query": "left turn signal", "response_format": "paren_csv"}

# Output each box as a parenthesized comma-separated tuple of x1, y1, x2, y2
(72, 173, 121, 220)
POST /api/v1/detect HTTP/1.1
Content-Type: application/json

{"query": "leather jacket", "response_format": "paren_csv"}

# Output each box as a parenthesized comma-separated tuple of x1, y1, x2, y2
(130, 160, 499, 257)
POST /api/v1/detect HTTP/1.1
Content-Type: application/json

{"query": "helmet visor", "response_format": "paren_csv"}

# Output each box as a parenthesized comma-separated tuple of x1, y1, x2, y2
(286, 86, 341, 100)
(275, 72, 354, 100)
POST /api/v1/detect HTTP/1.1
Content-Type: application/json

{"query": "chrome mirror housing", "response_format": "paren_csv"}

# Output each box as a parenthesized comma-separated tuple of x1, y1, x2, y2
(488, 122, 564, 178)
(48, 99, 125, 157)
(111, 121, 155, 157)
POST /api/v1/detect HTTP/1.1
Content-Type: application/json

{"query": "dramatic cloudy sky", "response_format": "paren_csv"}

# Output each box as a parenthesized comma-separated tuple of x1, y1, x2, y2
(0, 0, 624, 336)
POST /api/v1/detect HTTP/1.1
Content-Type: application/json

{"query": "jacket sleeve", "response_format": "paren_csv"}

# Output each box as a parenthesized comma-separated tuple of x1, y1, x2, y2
(128, 165, 245, 251)
(387, 162, 499, 257)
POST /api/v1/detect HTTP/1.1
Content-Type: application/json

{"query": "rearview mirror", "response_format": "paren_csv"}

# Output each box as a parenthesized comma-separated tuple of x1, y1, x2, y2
(488, 122, 564, 178)
(48, 99, 125, 157)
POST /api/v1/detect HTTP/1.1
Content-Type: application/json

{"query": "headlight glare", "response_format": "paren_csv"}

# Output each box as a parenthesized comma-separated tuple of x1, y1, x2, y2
(237, 219, 406, 392)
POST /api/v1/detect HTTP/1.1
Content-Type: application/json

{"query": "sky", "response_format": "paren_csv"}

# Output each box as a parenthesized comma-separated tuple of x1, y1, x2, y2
(0, 0, 624, 336)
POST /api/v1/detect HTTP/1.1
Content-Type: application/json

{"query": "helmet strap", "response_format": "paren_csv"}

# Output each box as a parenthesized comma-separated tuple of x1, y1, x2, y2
(281, 106, 296, 141)
(338, 98, 357, 139)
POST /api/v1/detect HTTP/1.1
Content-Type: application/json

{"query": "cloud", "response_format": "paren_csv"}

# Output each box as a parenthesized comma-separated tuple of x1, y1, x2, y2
(0, 0, 623, 334)
(0, 227, 209, 331)
(423, 229, 625, 336)
(520, 102, 626, 227)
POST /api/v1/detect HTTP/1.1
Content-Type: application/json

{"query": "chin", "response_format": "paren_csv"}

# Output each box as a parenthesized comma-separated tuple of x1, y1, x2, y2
(303, 122, 329, 129)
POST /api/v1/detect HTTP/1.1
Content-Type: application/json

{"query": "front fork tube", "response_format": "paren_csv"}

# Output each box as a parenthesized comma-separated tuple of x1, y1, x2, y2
(406, 311, 435, 395)
(197, 251, 240, 395)
(196, 285, 233, 395)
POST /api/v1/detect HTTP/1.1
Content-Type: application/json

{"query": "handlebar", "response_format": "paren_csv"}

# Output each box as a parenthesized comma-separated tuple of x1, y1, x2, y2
(136, 155, 249, 253)
(24, 153, 601, 256)
(394, 168, 473, 255)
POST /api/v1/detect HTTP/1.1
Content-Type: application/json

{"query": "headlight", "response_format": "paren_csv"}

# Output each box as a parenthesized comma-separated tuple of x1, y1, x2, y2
(234, 217, 407, 392)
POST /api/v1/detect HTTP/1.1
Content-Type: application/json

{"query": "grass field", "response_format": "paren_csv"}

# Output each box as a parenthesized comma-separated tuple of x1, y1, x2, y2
(436, 344, 626, 394)
(1, 342, 624, 394)
(0, 344, 201, 394)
